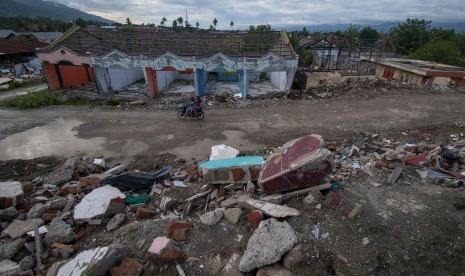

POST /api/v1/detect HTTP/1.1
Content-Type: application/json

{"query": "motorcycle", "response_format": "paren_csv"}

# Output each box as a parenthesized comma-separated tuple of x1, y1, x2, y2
(177, 105, 205, 120)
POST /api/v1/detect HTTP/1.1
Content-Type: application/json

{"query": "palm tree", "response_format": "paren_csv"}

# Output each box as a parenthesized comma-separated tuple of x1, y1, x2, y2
(195, 22, 199, 29)
(126, 18, 132, 25)
(213, 18, 218, 30)
(230, 21, 234, 28)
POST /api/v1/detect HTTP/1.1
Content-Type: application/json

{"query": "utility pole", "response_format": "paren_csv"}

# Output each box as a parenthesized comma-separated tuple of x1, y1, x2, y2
(185, 9, 188, 25)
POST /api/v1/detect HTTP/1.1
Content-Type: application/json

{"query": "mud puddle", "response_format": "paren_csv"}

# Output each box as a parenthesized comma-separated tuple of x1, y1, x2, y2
(0, 118, 148, 161)
(163, 130, 263, 162)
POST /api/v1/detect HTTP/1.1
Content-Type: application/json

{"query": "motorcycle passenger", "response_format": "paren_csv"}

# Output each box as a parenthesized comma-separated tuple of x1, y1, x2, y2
(194, 96, 202, 117)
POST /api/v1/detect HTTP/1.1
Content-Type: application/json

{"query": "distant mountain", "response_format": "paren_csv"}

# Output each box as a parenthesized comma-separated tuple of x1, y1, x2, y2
(279, 22, 465, 33)
(0, 0, 114, 23)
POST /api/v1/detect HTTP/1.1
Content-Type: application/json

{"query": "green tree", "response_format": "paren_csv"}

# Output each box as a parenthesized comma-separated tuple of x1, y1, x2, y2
(454, 33, 465, 55)
(359, 27, 380, 40)
(75, 18, 86, 27)
(410, 40, 461, 65)
(230, 21, 234, 28)
(430, 28, 455, 41)
(160, 17, 167, 26)
(344, 24, 360, 39)
(288, 31, 315, 68)
(196, 22, 199, 29)
(172, 20, 178, 30)
(125, 18, 132, 25)
(177, 17, 183, 28)
(248, 24, 271, 32)
(390, 18, 431, 55)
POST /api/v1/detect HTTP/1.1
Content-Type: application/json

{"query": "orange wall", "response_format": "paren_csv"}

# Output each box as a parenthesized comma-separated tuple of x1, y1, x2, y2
(58, 65, 91, 88)
(145, 67, 159, 97)
(87, 67, 94, 82)
(42, 62, 61, 90)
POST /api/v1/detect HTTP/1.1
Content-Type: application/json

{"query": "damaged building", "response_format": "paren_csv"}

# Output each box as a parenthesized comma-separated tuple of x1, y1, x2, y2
(375, 58, 465, 86)
(38, 26, 298, 97)
(295, 33, 396, 89)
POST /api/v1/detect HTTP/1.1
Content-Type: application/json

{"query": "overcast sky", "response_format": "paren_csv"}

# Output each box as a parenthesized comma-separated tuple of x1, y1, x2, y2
(52, 0, 465, 28)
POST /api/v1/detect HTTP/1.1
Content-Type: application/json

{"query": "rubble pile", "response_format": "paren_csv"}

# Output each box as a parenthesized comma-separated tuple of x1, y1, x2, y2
(0, 132, 464, 275)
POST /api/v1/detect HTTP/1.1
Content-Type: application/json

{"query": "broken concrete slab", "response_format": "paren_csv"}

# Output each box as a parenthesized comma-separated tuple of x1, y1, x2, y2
(74, 185, 125, 220)
(0, 181, 24, 208)
(200, 156, 264, 185)
(239, 218, 298, 272)
(237, 195, 300, 218)
(258, 135, 334, 193)
(49, 197, 68, 210)
(200, 208, 224, 226)
(27, 203, 48, 219)
(1, 219, 43, 239)
(0, 259, 22, 276)
(386, 167, 403, 185)
(146, 237, 187, 263)
(0, 207, 17, 221)
(43, 157, 79, 186)
(57, 244, 126, 276)
(224, 208, 243, 225)
(210, 144, 239, 161)
(106, 213, 125, 231)
(256, 264, 293, 276)
(222, 252, 244, 276)
(0, 238, 26, 259)
(44, 219, 76, 246)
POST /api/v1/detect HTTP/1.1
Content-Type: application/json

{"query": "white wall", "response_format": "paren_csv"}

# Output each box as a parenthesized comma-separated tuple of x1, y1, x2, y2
(176, 72, 194, 80)
(94, 66, 110, 93)
(267, 71, 287, 91)
(108, 68, 144, 91)
(157, 71, 177, 91)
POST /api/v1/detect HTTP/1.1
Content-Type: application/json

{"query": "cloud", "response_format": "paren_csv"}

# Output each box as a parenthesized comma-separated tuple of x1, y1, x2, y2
(51, 0, 464, 28)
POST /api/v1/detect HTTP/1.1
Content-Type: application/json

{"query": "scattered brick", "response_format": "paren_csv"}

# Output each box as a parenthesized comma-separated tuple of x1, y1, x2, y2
(136, 208, 157, 219)
(146, 236, 187, 263)
(52, 243, 74, 253)
(167, 221, 194, 239)
(110, 257, 143, 276)
(247, 210, 263, 230)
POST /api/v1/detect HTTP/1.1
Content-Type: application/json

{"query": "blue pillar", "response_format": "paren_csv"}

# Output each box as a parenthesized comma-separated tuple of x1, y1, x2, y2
(239, 70, 249, 98)
(194, 69, 209, 96)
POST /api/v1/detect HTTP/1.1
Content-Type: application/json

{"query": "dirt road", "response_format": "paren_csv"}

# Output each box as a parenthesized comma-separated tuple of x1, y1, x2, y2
(0, 90, 464, 161)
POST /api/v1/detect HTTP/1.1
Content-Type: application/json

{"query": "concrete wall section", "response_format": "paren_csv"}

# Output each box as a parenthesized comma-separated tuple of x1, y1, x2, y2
(38, 48, 91, 66)
(156, 71, 177, 91)
(108, 68, 144, 91)
(42, 61, 61, 90)
(267, 71, 287, 91)
(93, 66, 110, 94)
(59, 65, 90, 88)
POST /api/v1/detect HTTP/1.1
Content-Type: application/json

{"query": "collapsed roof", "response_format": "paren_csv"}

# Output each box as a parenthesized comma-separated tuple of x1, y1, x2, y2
(42, 27, 296, 59)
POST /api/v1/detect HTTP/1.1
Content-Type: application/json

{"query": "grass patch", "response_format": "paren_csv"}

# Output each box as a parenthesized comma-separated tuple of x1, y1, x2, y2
(8, 90, 61, 109)
(61, 96, 95, 107)
(449, 126, 465, 134)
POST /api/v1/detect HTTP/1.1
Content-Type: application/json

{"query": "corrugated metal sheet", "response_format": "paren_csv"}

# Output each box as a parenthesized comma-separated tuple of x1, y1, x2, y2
(0, 30, 18, 39)
(21, 32, 63, 43)
(0, 39, 48, 55)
